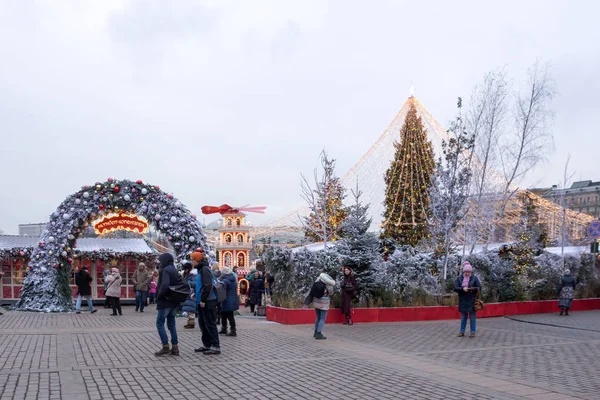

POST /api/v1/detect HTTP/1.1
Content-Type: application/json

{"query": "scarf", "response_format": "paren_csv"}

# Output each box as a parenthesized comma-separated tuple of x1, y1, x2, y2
(462, 274, 470, 288)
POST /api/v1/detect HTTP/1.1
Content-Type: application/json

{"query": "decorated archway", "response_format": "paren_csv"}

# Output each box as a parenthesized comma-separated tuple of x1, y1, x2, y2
(15, 178, 207, 312)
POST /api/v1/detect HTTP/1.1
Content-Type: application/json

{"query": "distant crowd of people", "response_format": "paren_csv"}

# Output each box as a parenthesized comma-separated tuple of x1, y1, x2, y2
(68, 252, 581, 352)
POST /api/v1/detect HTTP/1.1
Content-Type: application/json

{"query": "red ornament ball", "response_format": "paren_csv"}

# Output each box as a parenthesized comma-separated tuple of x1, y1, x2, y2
(99, 204, 105, 210)
(108, 177, 114, 182)
(167, 194, 173, 199)
(53, 263, 57, 268)
(155, 185, 160, 190)
(168, 236, 173, 241)
(114, 186, 120, 193)
(136, 180, 143, 184)
(196, 247, 202, 252)
(39, 241, 45, 247)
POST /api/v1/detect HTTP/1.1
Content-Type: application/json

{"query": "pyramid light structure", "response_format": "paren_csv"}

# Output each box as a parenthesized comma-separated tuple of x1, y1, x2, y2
(260, 96, 593, 244)
(265, 96, 449, 230)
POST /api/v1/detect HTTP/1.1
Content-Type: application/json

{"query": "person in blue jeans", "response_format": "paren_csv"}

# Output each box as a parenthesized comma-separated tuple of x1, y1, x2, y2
(155, 253, 181, 356)
(303, 273, 335, 340)
(454, 261, 481, 338)
(75, 266, 97, 314)
(132, 263, 151, 312)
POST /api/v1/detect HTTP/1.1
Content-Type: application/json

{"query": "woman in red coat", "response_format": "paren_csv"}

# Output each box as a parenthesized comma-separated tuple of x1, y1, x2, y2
(340, 265, 356, 325)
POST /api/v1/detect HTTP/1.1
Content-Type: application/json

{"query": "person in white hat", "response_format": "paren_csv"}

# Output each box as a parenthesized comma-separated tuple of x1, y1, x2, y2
(303, 273, 335, 340)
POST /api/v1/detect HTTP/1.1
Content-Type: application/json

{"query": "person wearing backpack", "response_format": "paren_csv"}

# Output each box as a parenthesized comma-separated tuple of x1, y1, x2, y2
(155, 253, 181, 357)
(191, 251, 221, 355)
(303, 273, 335, 340)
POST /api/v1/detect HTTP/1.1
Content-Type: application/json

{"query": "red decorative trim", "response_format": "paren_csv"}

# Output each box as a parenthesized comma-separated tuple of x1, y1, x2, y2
(266, 298, 600, 325)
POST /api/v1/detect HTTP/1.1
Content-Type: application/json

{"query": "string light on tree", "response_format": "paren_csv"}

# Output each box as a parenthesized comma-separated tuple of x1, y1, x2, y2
(381, 98, 435, 246)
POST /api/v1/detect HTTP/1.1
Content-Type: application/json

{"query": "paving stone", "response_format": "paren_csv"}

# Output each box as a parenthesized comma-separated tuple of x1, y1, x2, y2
(1, 309, 599, 399)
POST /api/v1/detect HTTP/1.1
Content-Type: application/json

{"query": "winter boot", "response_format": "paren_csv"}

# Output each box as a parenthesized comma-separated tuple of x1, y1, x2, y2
(226, 329, 237, 337)
(170, 344, 179, 356)
(348, 318, 354, 326)
(560, 308, 564, 316)
(154, 345, 170, 357)
(219, 327, 228, 335)
(565, 308, 570, 316)
(315, 332, 327, 340)
(183, 318, 195, 329)
(343, 318, 349, 325)
(314, 330, 317, 338)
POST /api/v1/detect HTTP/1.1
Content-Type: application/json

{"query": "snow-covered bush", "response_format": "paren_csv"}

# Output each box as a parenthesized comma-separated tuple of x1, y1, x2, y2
(376, 246, 440, 306)
(263, 246, 340, 308)
(264, 241, 600, 308)
(466, 252, 521, 302)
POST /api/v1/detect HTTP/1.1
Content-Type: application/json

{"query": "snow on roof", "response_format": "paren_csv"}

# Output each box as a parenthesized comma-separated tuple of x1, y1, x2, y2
(544, 246, 589, 255)
(291, 242, 338, 253)
(0, 235, 154, 254)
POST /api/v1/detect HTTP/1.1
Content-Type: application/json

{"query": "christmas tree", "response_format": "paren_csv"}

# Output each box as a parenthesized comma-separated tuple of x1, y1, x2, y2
(303, 151, 348, 243)
(337, 182, 379, 300)
(513, 190, 549, 274)
(381, 98, 435, 246)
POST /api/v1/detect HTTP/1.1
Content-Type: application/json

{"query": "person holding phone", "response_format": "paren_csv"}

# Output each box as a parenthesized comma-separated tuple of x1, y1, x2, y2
(454, 261, 480, 338)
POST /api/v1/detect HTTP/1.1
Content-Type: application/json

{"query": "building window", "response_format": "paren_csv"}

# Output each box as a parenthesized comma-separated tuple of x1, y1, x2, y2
(237, 234, 244, 244)
(225, 234, 232, 243)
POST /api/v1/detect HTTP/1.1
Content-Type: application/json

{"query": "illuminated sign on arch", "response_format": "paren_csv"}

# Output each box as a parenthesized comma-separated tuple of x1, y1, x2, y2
(93, 211, 149, 235)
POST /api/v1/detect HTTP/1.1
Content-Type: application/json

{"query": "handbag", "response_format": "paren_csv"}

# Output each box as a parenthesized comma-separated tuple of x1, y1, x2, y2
(167, 279, 191, 303)
(474, 289, 484, 312)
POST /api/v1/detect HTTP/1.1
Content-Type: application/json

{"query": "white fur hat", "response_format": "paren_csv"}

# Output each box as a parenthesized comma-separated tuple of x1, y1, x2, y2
(318, 273, 335, 286)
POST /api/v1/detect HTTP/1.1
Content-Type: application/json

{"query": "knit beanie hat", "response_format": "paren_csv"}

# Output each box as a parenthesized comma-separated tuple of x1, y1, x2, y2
(462, 261, 473, 272)
(190, 252, 204, 262)
(222, 266, 232, 275)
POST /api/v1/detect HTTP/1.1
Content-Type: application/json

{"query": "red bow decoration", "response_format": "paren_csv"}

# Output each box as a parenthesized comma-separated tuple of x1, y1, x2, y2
(201, 204, 266, 215)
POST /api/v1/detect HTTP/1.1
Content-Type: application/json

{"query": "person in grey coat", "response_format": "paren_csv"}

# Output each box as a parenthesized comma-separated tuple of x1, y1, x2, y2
(558, 269, 577, 316)
(454, 261, 481, 338)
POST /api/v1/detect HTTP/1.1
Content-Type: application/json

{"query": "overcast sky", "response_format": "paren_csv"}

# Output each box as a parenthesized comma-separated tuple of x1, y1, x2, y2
(1, 0, 598, 234)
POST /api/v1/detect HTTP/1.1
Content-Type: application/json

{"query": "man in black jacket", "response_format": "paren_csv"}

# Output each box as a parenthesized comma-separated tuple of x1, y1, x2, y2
(155, 253, 181, 357)
(191, 251, 220, 355)
(75, 266, 97, 314)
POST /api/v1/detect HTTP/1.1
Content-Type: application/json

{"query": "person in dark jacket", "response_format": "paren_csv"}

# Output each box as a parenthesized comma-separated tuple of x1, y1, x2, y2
(454, 261, 481, 338)
(219, 267, 239, 336)
(558, 269, 577, 316)
(249, 272, 264, 314)
(181, 261, 198, 329)
(75, 266, 97, 314)
(192, 251, 221, 355)
(340, 265, 356, 325)
(155, 253, 181, 357)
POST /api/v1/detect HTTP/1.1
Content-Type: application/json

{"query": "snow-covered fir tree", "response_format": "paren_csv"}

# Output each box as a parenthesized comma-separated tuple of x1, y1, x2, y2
(302, 150, 348, 244)
(429, 98, 474, 278)
(337, 182, 379, 301)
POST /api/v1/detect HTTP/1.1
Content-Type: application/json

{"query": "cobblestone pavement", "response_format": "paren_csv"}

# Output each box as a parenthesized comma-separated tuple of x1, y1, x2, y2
(0, 307, 598, 400)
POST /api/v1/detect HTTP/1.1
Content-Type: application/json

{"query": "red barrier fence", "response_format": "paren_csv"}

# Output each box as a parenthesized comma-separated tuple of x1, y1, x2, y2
(266, 298, 600, 325)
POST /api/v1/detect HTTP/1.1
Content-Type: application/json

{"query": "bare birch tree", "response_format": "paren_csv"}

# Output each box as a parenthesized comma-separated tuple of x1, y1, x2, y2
(487, 60, 556, 246)
(463, 68, 509, 254)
